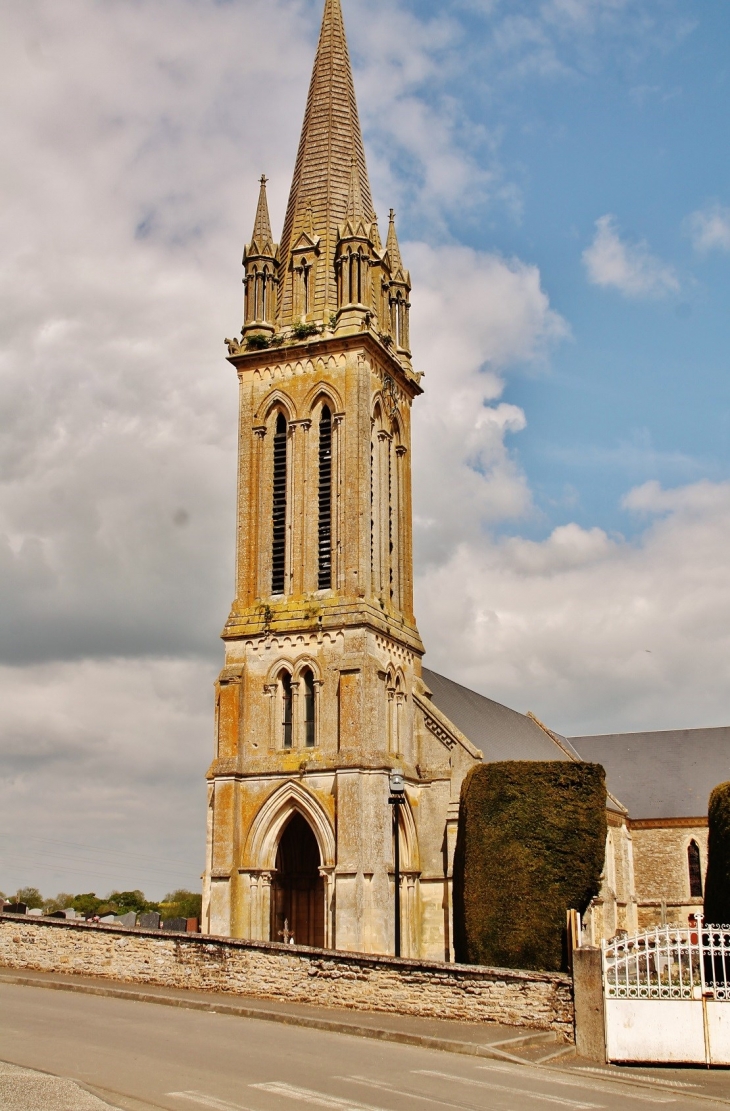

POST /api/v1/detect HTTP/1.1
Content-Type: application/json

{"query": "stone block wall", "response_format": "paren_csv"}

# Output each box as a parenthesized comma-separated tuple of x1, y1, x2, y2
(0, 914, 573, 1039)
(631, 820, 708, 928)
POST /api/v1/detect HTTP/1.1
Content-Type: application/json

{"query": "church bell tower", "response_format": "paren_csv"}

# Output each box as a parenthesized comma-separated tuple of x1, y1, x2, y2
(204, 0, 436, 956)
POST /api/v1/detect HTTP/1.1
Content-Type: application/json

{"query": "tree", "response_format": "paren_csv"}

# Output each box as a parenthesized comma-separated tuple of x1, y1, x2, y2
(16, 887, 44, 909)
(704, 782, 730, 925)
(160, 890, 202, 920)
(106, 890, 159, 915)
(71, 893, 105, 918)
(43, 892, 75, 914)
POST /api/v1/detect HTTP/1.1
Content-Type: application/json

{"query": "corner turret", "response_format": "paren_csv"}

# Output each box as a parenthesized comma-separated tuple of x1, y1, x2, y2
(242, 175, 279, 336)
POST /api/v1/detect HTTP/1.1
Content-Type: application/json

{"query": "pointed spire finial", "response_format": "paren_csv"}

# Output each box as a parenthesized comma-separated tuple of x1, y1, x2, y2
(386, 208, 404, 271)
(252, 174, 273, 245)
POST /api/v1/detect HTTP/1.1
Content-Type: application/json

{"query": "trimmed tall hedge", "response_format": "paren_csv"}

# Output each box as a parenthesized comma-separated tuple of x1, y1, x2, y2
(704, 781, 730, 925)
(453, 761, 606, 972)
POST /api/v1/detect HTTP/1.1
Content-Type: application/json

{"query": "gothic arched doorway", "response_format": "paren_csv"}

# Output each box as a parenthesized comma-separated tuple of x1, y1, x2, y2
(271, 812, 325, 948)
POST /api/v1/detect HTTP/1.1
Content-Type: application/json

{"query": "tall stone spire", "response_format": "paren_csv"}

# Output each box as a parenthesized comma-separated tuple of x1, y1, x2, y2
(251, 174, 274, 248)
(279, 0, 376, 322)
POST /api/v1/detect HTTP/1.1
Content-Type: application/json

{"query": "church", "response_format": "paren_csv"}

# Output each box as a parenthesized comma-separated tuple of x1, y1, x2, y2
(202, 0, 722, 960)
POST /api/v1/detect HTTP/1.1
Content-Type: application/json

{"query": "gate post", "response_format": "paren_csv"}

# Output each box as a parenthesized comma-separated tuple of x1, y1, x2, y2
(573, 946, 606, 1062)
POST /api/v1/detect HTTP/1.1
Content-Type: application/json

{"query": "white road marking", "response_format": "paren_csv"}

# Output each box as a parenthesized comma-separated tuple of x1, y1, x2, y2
(167, 1093, 251, 1111)
(572, 1069, 697, 1090)
(339, 1073, 500, 1111)
(251, 1082, 389, 1111)
(476, 1064, 676, 1103)
(414, 1069, 603, 1110)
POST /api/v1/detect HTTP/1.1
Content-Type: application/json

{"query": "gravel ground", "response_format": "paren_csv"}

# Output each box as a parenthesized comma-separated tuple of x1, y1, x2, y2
(0, 1061, 114, 1110)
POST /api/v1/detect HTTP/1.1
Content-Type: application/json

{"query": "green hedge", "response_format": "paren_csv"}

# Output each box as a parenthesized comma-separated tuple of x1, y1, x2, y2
(704, 781, 730, 925)
(453, 761, 606, 971)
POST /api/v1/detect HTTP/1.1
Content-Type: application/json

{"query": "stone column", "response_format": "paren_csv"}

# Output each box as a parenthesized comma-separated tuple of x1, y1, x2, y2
(320, 866, 336, 949)
(260, 872, 273, 941)
(573, 947, 606, 1061)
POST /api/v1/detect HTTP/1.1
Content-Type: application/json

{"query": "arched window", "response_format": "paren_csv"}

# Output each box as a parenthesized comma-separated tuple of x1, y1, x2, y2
(281, 671, 293, 749)
(688, 840, 703, 898)
(303, 669, 316, 748)
(272, 412, 287, 594)
(318, 405, 332, 589)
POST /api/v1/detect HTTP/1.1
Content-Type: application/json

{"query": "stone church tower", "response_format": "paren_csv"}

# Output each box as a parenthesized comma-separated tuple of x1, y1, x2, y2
(203, 0, 483, 960)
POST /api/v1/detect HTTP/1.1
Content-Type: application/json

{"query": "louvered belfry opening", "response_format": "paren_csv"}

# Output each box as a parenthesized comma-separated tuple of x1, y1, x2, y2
(272, 413, 288, 594)
(318, 405, 333, 589)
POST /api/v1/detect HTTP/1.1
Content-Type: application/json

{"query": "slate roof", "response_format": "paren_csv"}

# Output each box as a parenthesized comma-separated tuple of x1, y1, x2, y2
(423, 668, 575, 764)
(568, 728, 730, 820)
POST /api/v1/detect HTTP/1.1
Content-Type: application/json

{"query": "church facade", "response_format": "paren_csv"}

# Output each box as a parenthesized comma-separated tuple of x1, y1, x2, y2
(201, 0, 717, 959)
(201, 0, 500, 960)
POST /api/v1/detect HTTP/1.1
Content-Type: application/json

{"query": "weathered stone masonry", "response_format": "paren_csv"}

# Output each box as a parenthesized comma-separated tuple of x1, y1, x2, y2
(0, 916, 574, 1039)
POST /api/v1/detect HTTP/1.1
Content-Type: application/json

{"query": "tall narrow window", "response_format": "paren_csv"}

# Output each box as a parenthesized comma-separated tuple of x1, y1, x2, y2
(303, 261, 310, 315)
(281, 672, 293, 749)
(388, 439, 394, 601)
(303, 669, 315, 748)
(688, 840, 703, 898)
(318, 405, 332, 589)
(272, 412, 287, 594)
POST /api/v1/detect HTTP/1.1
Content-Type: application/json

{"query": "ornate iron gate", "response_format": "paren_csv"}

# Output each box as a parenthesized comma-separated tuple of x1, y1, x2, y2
(602, 919, 730, 1064)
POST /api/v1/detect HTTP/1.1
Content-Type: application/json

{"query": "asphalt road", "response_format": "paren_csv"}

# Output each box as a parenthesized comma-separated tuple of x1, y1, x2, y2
(0, 982, 727, 1111)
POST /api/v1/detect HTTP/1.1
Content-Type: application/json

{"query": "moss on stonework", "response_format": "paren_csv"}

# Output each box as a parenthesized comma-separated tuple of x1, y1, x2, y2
(453, 761, 606, 972)
(704, 781, 730, 925)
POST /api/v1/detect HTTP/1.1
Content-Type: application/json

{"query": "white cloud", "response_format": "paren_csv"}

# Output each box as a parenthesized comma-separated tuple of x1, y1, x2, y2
(0, 657, 212, 899)
(583, 214, 679, 297)
(417, 478, 730, 736)
(687, 202, 730, 254)
(408, 242, 569, 565)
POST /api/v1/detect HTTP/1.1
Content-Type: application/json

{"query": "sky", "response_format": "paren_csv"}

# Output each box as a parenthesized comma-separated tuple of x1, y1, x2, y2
(1, 0, 729, 899)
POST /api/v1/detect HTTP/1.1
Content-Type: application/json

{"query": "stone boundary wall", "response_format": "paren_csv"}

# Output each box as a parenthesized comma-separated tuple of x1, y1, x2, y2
(0, 915, 574, 1039)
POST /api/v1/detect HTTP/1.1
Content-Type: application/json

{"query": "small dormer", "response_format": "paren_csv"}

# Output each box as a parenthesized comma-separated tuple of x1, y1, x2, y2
(290, 228, 321, 321)
(334, 160, 378, 333)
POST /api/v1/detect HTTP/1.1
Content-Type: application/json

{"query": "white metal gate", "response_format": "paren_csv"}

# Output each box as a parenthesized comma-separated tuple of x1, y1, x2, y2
(602, 919, 730, 1064)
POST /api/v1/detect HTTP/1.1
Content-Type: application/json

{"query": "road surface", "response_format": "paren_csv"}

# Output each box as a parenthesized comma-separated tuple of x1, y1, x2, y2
(0, 980, 726, 1111)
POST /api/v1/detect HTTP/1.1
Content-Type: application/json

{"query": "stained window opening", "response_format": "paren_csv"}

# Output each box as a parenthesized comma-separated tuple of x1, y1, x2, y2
(318, 405, 332, 590)
(688, 840, 703, 898)
(303, 669, 316, 748)
(272, 412, 287, 594)
(281, 672, 293, 749)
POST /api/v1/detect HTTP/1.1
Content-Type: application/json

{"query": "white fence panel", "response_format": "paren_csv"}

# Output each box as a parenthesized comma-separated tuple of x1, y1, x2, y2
(602, 920, 730, 1065)
(605, 999, 705, 1064)
(707, 1002, 730, 1065)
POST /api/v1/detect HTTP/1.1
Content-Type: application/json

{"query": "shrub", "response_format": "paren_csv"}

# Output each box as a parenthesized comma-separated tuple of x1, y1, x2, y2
(704, 782, 730, 925)
(246, 333, 271, 350)
(453, 761, 606, 971)
(291, 321, 320, 340)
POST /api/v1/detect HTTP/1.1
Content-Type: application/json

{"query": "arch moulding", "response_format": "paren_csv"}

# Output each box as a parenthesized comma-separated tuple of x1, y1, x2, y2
(243, 780, 336, 871)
